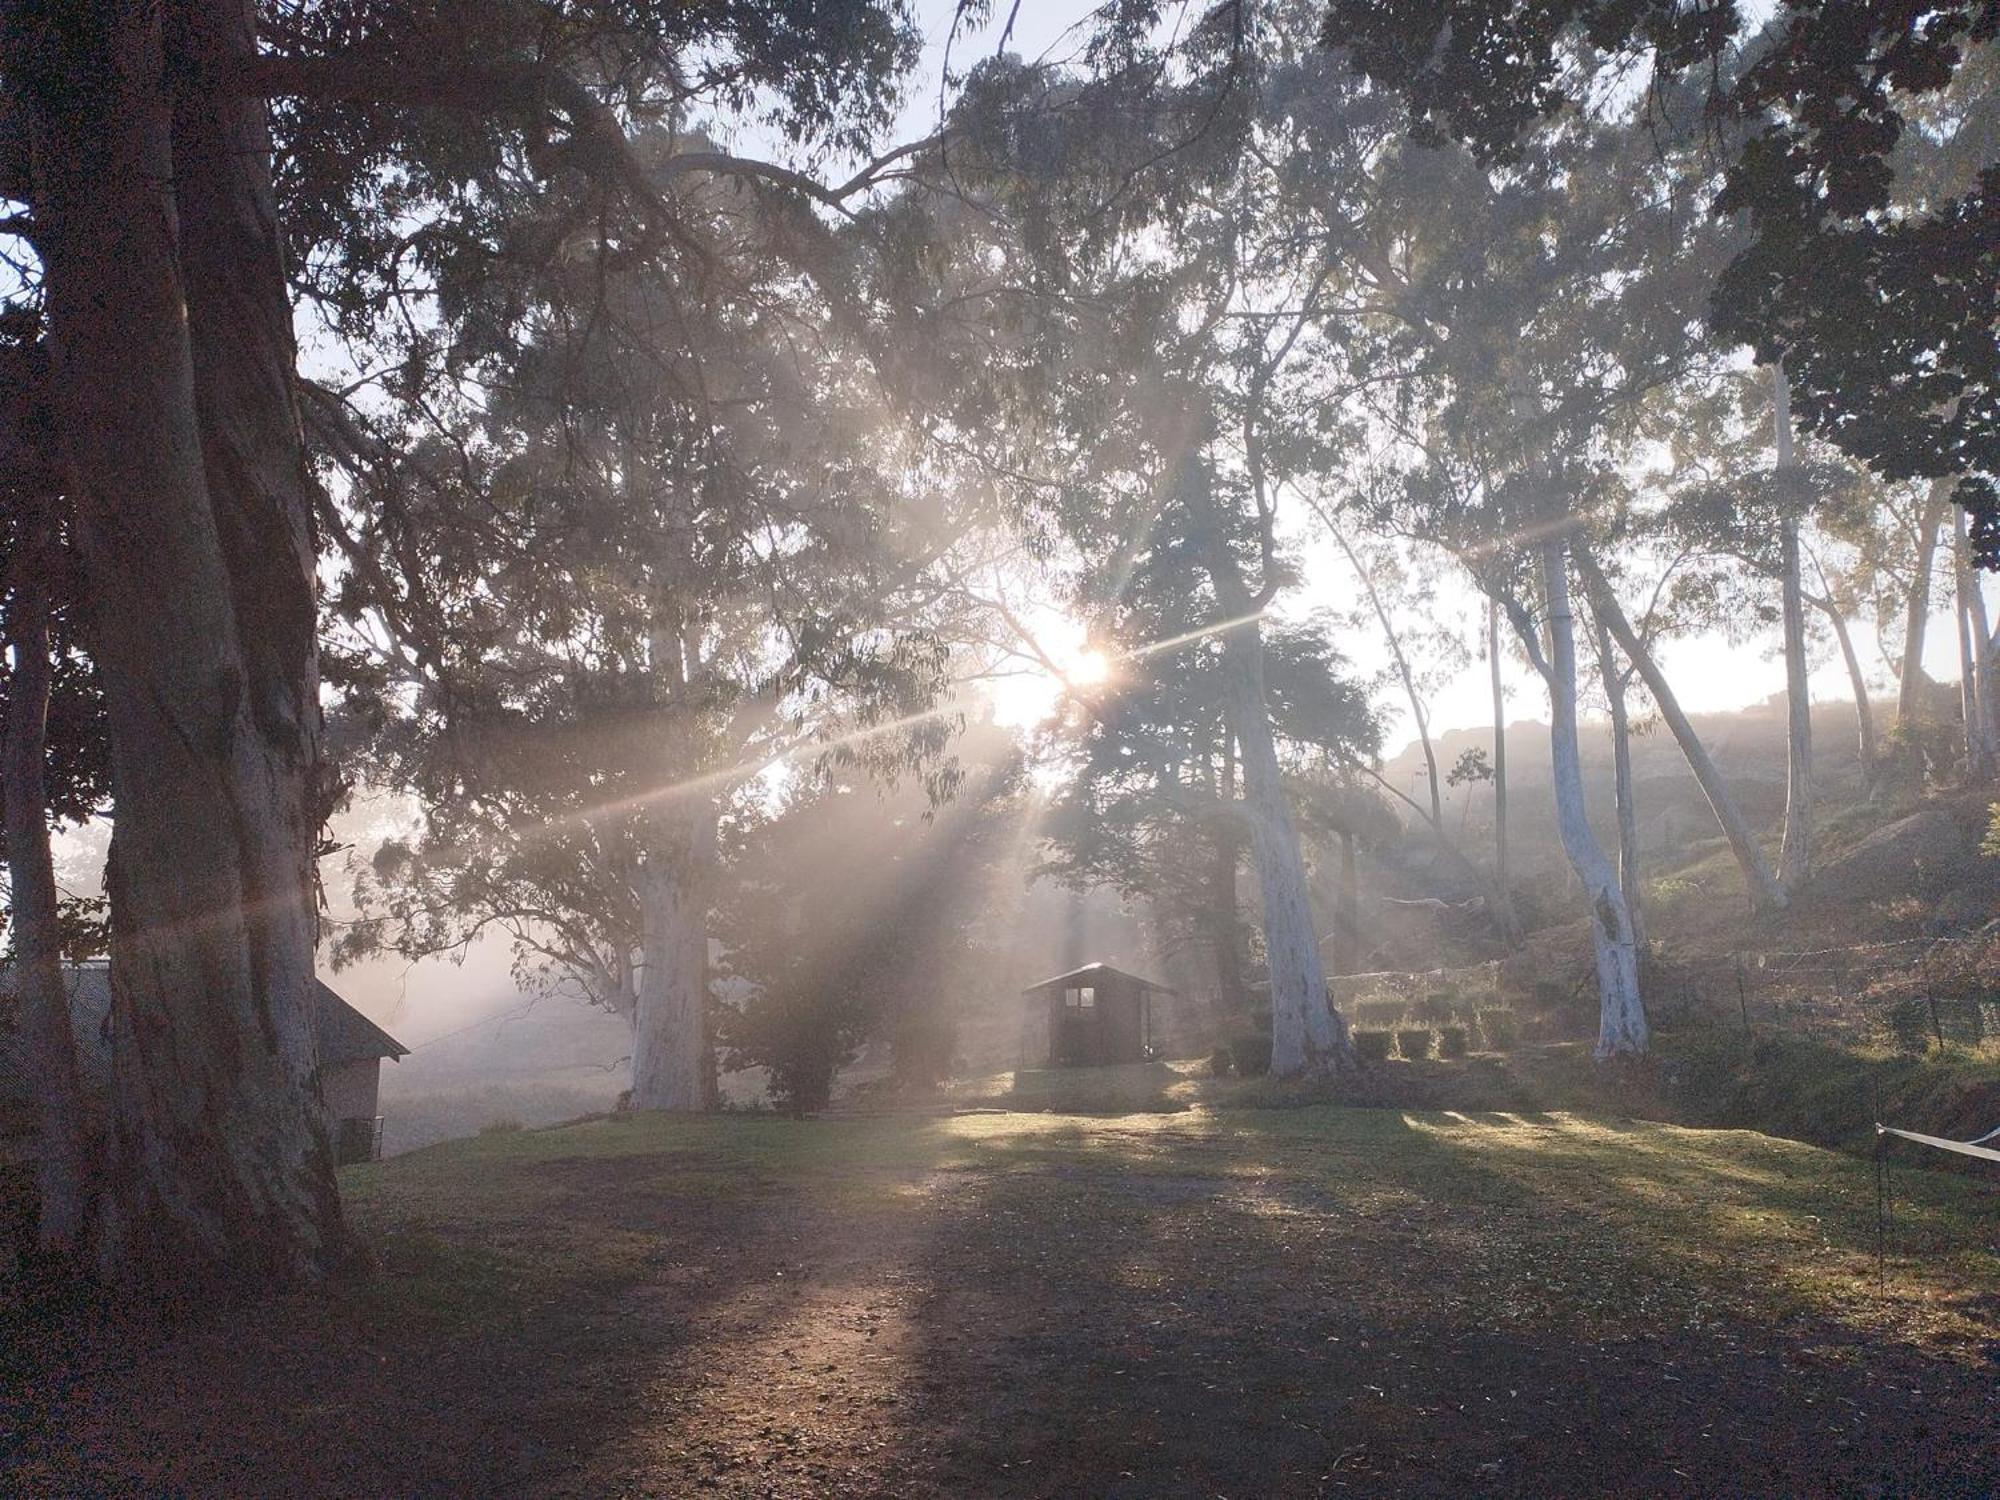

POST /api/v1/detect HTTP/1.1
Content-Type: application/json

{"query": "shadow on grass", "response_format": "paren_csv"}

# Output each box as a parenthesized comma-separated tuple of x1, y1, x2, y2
(6, 1105, 1996, 1498)
(892, 1104, 2000, 1499)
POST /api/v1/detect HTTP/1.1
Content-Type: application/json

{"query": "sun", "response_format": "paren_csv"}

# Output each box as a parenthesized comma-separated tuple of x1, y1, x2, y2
(1066, 648, 1112, 688)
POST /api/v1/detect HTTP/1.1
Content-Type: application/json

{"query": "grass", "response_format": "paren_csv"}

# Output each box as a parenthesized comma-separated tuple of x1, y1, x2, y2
(337, 1092, 1996, 1356)
(11, 1093, 1998, 1495)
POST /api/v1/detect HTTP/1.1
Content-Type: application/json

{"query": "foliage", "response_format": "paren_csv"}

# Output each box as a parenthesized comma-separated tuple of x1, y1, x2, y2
(1352, 1030, 1393, 1063)
(1320, 0, 2000, 561)
(1229, 1034, 1273, 1078)
(713, 725, 1026, 1111)
(1394, 1027, 1434, 1060)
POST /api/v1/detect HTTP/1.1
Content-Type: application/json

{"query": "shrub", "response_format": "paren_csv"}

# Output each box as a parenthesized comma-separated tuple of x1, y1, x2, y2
(1531, 979, 1568, 1013)
(1437, 1025, 1470, 1060)
(1230, 1034, 1272, 1077)
(1417, 989, 1457, 1023)
(1396, 1027, 1434, 1060)
(1477, 1011, 1520, 1051)
(1353, 1030, 1393, 1063)
(890, 1010, 958, 1094)
(1206, 1046, 1235, 1078)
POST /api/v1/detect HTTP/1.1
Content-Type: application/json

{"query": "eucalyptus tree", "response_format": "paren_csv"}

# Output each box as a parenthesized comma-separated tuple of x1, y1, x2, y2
(1275, 58, 1745, 1050)
(327, 158, 983, 1111)
(1039, 592, 1379, 1030)
(0, 0, 921, 1286)
(1, 452, 110, 1259)
(903, 6, 1403, 1075)
(1321, 0, 2000, 563)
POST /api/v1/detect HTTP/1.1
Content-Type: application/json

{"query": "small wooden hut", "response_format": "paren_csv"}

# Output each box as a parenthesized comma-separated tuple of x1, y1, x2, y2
(1022, 963, 1171, 1067)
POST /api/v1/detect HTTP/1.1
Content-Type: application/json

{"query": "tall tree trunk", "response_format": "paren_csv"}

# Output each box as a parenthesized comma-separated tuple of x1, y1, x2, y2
(1488, 593, 1510, 904)
(1539, 541, 1647, 1059)
(2, 514, 94, 1257)
(1594, 619, 1646, 952)
(1573, 547, 1789, 913)
(27, 0, 342, 1290)
(1772, 363, 1813, 890)
(1208, 737, 1246, 1013)
(1952, 506, 1995, 779)
(1811, 592, 1878, 773)
(1898, 481, 1951, 729)
(1333, 829, 1360, 977)
(631, 807, 714, 1111)
(1217, 615, 1349, 1075)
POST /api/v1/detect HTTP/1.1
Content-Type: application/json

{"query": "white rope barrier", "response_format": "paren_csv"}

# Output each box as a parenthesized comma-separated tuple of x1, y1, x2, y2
(1875, 1123, 2000, 1165)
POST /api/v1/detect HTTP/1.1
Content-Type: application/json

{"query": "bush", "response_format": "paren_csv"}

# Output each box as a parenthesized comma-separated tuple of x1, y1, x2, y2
(1396, 1027, 1434, 1060)
(1230, 1034, 1272, 1077)
(1353, 1030, 1393, 1063)
(1437, 1025, 1470, 1060)
(890, 1010, 958, 1094)
(1206, 1046, 1235, 1078)
(1478, 1011, 1519, 1051)
(1417, 989, 1458, 1023)
(1531, 979, 1569, 1013)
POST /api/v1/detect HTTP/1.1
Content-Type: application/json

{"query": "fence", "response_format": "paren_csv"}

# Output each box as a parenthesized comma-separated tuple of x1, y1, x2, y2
(1645, 929, 2000, 1052)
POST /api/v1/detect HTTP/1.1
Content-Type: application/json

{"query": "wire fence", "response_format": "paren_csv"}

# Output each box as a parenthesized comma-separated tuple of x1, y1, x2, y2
(1644, 928, 2000, 1052)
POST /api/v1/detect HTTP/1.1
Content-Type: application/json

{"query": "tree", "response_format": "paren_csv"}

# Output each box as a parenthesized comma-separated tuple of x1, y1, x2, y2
(1040, 583, 1379, 1033)
(901, 15, 1381, 1076)
(330, 222, 977, 1111)
(1320, 0, 2000, 561)
(716, 724, 1026, 1112)
(1, 479, 110, 1260)
(1, 0, 923, 1287)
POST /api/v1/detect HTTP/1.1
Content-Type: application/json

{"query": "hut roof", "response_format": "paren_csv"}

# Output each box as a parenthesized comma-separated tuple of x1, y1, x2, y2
(1021, 962, 1174, 995)
(0, 965, 405, 1114)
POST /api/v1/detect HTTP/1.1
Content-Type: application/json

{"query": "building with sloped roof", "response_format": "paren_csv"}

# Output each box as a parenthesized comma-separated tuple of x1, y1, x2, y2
(0, 964, 405, 1163)
(1021, 962, 1171, 1067)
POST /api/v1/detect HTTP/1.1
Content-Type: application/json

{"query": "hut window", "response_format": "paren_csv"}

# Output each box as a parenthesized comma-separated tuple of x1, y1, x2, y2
(1064, 985, 1096, 1009)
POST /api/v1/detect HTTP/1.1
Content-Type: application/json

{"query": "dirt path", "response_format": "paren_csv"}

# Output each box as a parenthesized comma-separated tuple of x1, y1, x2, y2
(4, 1107, 1996, 1497)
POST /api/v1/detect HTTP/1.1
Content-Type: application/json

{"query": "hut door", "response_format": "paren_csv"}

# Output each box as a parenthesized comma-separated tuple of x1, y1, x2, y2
(1055, 984, 1098, 1065)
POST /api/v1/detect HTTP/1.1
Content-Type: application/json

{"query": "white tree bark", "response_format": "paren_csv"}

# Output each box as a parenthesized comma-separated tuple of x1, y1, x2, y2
(1574, 547, 1788, 913)
(1539, 540, 1647, 1059)
(1219, 617, 1349, 1076)
(631, 807, 715, 1110)
(1813, 591, 1878, 773)
(1593, 618, 1646, 952)
(1772, 364, 1813, 891)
